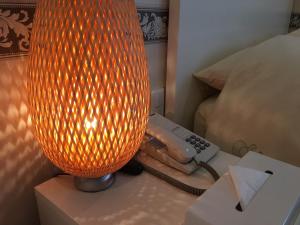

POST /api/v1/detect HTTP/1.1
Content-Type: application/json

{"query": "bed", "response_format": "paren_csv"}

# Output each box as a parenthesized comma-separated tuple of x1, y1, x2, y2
(166, 0, 293, 129)
(193, 29, 300, 166)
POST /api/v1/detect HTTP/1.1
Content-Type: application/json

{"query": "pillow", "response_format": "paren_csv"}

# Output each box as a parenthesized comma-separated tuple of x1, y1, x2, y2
(205, 35, 300, 166)
(193, 34, 294, 90)
(193, 47, 252, 90)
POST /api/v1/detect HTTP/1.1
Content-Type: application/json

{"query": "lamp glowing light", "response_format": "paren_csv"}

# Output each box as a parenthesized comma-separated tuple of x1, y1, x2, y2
(85, 119, 98, 130)
(27, 0, 150, 191)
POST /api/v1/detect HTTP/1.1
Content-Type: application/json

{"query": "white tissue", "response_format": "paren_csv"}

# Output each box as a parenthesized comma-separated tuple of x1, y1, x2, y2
(229, 166, 270, 211)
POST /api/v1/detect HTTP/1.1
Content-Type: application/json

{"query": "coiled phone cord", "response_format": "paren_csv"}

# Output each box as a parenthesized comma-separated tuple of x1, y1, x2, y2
(142, 160, 220, 196)
(196, 160, 220, 181)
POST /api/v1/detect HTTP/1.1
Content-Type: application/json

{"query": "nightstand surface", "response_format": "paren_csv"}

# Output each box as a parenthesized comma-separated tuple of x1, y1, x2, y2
(35, 172, 197, 225)
(35, 151, 240, 225)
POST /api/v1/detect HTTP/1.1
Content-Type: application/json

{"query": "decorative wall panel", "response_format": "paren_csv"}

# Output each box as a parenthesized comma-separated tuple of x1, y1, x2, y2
(290, 0, 300, 31)
(0, 3, 169, 58)
(290, 13, 300, 30)
(0, 3, 35, 58)
(138, 8, 168, 44)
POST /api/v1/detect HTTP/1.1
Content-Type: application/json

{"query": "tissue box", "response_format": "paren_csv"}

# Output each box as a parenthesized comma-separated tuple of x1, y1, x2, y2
(184, 152, 300, 225)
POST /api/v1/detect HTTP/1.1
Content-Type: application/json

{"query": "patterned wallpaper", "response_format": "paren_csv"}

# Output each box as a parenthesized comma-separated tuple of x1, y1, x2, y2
(0, 3, 168, 59)
(290, 1, 300, 31)
(0, 3, 35, 58)
(290, 13, 300, 30)
(138, 8, 168, 43)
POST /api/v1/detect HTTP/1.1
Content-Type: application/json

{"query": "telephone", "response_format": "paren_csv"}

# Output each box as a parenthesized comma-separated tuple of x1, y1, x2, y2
(139, 113, 219, 175)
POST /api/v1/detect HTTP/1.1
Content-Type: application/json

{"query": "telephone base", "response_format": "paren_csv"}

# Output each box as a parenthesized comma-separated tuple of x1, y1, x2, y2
(136, 151, 239, 194)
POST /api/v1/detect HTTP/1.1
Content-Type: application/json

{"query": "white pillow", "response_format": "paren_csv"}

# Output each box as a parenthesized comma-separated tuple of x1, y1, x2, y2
(194, 34, 297, 90)
(205, 35, 300, 166)
(193, 47, 252, 90)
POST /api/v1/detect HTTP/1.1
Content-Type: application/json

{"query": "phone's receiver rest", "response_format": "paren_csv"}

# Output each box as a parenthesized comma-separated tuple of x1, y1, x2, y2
(146, 113, 219, 167)
(147, 121, 196, 164)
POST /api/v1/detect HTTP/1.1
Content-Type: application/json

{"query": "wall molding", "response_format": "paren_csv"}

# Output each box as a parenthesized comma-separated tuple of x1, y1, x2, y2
(0, 3, 169, 59)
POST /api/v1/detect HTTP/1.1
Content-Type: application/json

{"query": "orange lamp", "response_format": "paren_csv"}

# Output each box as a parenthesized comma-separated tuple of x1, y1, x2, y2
(27, 0, 150, 191)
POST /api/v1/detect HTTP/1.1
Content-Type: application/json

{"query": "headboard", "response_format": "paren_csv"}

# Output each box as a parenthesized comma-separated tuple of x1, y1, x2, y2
(165, 0, 293, 129)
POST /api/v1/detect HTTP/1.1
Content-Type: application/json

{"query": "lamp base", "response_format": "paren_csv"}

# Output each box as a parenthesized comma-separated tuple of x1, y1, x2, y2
(74, 174, 114, 192)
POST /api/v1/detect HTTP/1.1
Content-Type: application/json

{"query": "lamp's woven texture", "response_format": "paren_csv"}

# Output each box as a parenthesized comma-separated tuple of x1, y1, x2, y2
(27, 0, 150, 178)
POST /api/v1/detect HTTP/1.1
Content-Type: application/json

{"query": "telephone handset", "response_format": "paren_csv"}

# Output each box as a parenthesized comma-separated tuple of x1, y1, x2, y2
(139, 113, 219, 175)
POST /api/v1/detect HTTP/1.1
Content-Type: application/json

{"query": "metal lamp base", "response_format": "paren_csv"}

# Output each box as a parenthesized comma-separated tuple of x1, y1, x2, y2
(74, 174, 115, 192)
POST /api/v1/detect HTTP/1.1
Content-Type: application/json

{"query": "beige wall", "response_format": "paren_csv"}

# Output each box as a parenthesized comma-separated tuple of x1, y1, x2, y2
(0, 57, 55, 225)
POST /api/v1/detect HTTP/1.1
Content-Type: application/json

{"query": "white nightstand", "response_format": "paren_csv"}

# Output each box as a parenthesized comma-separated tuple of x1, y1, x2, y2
(35, 172, 197, 225)
(35, 152, 239, 225)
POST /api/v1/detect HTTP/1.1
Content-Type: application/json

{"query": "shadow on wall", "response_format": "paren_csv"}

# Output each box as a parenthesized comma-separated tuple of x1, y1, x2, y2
(0, 57, 54, 225)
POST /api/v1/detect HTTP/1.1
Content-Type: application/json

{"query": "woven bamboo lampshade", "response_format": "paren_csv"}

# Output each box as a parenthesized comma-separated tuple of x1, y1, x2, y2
(27, 0, 150, 189)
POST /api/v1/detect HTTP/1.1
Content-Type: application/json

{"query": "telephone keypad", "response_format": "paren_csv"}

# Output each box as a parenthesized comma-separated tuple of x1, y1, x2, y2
(185, 134, 211, 152)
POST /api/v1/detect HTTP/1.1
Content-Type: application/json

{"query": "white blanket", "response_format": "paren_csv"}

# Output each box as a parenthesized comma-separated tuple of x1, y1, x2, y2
(205, 35, 300, 166)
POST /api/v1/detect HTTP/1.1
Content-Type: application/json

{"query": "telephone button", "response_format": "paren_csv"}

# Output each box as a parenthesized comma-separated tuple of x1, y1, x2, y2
(195, 147, 201, 153)
(191, 135, 196, 139)
(205, 143, 210, 147)
(200, 146, 206, 150)
(185, 138, 191, 143)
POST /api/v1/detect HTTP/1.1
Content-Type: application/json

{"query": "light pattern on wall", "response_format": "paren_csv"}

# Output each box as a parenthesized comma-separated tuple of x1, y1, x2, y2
(0, 58, 54, 225)
(0, 3, 169, 58)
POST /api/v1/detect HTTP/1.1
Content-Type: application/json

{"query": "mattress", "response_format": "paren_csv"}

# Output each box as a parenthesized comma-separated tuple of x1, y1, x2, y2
(193, 95, 218, 137)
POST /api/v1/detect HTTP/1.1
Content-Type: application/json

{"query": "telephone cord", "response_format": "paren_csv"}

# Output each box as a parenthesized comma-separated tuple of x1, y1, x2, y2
(195, 160, 220, 181)
(142, 160, 220, 196)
